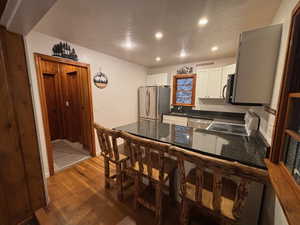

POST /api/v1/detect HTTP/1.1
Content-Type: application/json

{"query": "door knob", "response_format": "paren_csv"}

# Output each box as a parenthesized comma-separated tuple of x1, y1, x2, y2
(66, 101, 70, 107)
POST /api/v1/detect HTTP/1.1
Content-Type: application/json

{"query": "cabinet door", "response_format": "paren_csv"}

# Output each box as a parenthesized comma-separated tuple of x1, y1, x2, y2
(196, 69, 209, 98)
(207, 68, 222, 98)
(192, 132, 217, 153)
(146, 75, 156, 86)
(146, 73, 168, 86)
(159, 73, 169, 86)
(60, 64, 82, 143)
(79, 67, 93, 150)
(220, 64, 236, 98)
(162, 115, 187, 126)
(41, 60, 62, 140)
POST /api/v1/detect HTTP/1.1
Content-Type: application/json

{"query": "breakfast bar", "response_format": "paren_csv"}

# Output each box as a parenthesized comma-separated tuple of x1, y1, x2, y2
(115, 118, 269, 225)
(115, 119, 269, 169)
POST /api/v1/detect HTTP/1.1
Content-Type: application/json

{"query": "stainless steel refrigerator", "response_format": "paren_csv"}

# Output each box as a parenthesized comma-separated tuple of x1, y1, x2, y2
(138, 86, 170, 120)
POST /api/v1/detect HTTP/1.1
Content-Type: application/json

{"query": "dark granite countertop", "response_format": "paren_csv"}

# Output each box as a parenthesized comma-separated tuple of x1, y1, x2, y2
(115, 119, 268, 169)
(163, 110, 245, 124)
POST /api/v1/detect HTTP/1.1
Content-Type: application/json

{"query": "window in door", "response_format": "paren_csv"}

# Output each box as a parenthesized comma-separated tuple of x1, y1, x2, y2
(172, 74, 196, 106)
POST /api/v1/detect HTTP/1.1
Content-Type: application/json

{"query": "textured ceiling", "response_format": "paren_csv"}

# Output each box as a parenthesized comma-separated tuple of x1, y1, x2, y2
(34, 0, 281, 68)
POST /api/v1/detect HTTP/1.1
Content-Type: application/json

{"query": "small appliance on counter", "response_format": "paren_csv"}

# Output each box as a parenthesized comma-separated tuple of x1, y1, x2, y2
(138, 86, 170, 120)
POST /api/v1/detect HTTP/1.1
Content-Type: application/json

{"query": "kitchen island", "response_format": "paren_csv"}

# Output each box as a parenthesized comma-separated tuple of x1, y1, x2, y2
(115, 119, 268, 169)
(115, 119, 268, 225)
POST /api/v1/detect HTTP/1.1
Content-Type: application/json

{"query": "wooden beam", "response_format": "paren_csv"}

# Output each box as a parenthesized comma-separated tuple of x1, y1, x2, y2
(34, 53, 90, 68)
(265, 160, 300, 225)
(3, 29, 46, 211)
(0, 27, 32, 225)
(0, 26, 46, 225)
(285, 129, 300, 142)
(289, 92, 300, 98)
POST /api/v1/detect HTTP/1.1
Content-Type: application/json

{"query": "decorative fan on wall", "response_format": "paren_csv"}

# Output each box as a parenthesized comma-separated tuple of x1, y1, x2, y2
(93, 70, 108, 89)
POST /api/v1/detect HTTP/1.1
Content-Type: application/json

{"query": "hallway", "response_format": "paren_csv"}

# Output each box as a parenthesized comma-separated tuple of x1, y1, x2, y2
(52, 140, 90, 172)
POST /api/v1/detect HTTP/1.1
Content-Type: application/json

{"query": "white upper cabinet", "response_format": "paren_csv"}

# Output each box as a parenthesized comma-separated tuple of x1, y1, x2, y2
(207, 68, 222, 98)
(220, 64, 236, 98)
(196, 67, 222, 99)
(146, 73, 169, 86)
(196, 69, 209, 98)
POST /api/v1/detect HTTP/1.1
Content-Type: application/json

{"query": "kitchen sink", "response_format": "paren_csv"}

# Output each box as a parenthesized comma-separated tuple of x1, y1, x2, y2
(187, 118, 212, 129)
(206, 121, 248, 136)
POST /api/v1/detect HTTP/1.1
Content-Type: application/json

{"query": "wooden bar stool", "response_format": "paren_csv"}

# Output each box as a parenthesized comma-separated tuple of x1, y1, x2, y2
(94, 123, 129, 200)
(170, 146, 268, 225)
(120, 131, 177, 225)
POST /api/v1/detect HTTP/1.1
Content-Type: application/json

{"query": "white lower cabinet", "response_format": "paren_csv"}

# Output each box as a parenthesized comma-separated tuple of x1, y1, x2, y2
(192, 132, 217, 153)
(162, 115, 188, 126)
(215, 137, 230, 155)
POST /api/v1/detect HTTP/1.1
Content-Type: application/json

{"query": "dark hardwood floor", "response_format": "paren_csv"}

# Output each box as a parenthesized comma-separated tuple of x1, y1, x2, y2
(45, 157, 215, 225)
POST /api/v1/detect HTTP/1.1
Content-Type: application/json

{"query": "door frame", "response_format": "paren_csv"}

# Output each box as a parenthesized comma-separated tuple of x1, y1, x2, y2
(34, 53, 96, 176)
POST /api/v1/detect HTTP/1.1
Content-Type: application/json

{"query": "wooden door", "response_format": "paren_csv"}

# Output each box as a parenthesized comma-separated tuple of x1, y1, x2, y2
(0, 27, 46, 224)
(60, 64, 82, 143)
(41, 60, 63, 140)
(79, 67, 94, 150)
(35, 54, 96, 176)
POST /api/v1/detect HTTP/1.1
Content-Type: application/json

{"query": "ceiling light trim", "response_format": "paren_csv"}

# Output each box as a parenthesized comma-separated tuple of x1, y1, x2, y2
(155, 31, 163, 40)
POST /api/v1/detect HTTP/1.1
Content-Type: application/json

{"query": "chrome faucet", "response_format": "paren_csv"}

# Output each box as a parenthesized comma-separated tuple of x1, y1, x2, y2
(178, 106, 183, 112)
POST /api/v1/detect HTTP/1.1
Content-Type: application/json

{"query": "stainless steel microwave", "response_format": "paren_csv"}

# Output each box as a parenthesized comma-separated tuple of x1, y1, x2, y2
(225, 74, 235, 104)
(225, 74, 261, 106)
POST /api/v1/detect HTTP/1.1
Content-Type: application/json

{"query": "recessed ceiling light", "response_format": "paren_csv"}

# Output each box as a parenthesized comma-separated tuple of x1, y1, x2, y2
(198, 17, 208, 26)
(156, 57, 161, 62)
(180, 50, 187, 58)
(121, 40, 135, 49)
(155, 32, 163, 40)
(211, 46, 219, 52)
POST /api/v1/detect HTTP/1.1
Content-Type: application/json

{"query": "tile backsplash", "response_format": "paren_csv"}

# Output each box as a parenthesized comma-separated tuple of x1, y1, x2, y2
(251, 107, 276, 145)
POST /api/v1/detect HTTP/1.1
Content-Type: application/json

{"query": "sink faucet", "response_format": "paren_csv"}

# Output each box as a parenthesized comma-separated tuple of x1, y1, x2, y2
(178, 106, 183, 112)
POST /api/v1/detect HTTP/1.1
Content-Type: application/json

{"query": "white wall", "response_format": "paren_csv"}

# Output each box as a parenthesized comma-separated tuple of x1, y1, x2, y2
(148, 57, 256, 113)
(257, 1, 299, 225)
(25, 31, 147, 177)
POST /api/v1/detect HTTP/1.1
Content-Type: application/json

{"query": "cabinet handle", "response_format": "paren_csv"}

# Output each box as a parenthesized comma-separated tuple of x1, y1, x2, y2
(222, 85, 227, 99)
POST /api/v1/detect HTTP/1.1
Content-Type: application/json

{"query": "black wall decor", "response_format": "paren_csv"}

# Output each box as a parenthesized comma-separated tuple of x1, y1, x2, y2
(52, 42, 78, 61)
(177, 66, 193, 74)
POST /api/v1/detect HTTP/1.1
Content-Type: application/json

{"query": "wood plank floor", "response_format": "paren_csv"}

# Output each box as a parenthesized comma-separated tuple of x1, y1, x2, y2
(46, 157, 179, 225)
(45, 157, 215, 225)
